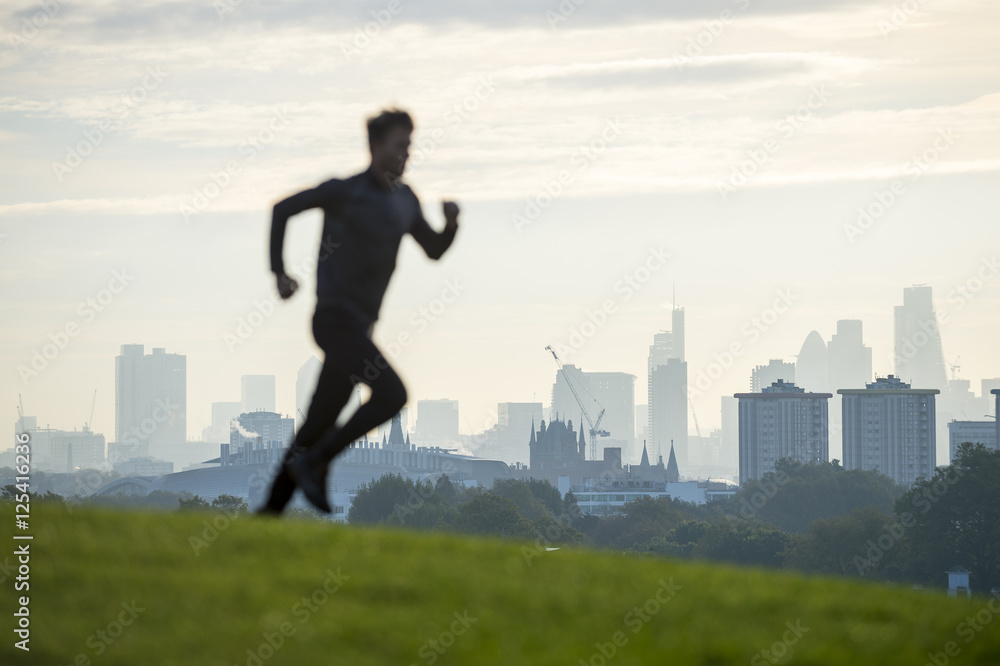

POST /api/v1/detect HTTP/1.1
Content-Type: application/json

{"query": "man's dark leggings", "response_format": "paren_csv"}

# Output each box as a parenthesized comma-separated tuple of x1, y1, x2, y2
(261, 307, 407, 512)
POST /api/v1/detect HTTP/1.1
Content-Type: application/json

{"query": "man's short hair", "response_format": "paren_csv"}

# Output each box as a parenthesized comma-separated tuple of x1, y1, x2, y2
(367, 108, 413, 147)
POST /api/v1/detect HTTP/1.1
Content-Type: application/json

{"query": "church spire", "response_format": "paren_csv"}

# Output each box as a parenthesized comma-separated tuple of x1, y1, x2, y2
(388, 411, 405, 449)
(640, 440, 650, 467)
(666, 442, 679, 483)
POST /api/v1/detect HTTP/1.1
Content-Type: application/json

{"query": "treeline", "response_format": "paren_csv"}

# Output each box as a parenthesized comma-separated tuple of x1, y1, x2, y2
(6, 443, 996, 590)
(347, 475, 590, 551)
(346, 443, 1000, 591)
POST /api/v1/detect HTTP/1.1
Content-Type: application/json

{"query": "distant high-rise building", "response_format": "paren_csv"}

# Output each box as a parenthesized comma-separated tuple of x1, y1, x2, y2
(894, 286, 948, 391)
(115, 345, 186, 461)
(551, 366, 635, 462)
(201, 401, 241, 444)
(941, 378, 986, 420)
(948, 420, 997, 461)
(650, 359, 687, 467)
(635, 404, 648, 447)
(720, 396, 739, 473)
(241, 375, 276, 414)
(415, 399, 460, 443)
(295, 356, 324, 430)
(751, 359, 795, 392)
(839, 375, 938, 487)
(827, 319, 873, 462)
(223, 410, 294, 466)
(828, 320, 873, 391)
(795, 331, 828, 393)
(982, 380, 1000, 416)
(648, 306, 686, 467)
(736, 379, 830, 483)
(49, 428, 106, 473)
(497, 402, 543, 465)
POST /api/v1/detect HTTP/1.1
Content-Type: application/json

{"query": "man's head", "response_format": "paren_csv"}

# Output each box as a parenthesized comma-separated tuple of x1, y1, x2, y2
(367, 108, 413, 180)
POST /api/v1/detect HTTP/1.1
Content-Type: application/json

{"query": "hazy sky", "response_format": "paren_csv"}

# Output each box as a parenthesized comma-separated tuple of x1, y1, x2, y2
(2, 0, 998, 464)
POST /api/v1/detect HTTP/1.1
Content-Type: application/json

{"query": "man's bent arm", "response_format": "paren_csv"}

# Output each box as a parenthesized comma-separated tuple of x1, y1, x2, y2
(270, 179, 342, 275)
(409, 191, 457, 260)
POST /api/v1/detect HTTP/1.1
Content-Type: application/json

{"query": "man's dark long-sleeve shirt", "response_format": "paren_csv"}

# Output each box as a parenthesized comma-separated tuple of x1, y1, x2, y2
(270, 166, 457, 330)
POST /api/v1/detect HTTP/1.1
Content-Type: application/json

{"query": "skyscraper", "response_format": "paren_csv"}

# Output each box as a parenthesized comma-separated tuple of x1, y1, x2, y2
(201, 401, 240, 444)
(114, 345, 186, 461)
(414, 399, 460, 444)
(794, 330, 828, 393)
(750, 359, 795, 392)
(982, 380, 1000, 416)
(650, 359, 687, 467)
(223, 410, 294, 466)
(894, 286, 948, 391)
(241, 375, 276, 414)
(827, 320, 873, 391)
(551, 367, 635, 462)
(635, 404, 648, 445)
(720, 395, 739, 474)
(839, 375, 938, 487)
(826, 319, 873, 462)
(649, 306, 687, 467)
(497, 402, 544, 465)
(735, 379, 830, 483)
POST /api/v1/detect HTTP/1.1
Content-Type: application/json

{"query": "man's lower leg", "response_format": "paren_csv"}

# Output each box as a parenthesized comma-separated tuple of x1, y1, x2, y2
(284, 444, 332, 513)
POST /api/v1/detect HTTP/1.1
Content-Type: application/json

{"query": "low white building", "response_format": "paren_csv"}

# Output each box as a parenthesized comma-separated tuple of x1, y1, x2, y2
(569, 478, 737, 516)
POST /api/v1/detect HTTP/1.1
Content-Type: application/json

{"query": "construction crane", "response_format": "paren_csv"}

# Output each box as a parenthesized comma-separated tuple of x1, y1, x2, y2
(544, 346, 609, 460)
(84, 389, 97, 432)
(689, 397, 702, 441)
(949, 356, 961, 381)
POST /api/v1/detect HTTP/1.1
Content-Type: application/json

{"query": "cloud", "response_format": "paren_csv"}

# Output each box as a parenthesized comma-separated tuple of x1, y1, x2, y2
(1, 0, 876, 43)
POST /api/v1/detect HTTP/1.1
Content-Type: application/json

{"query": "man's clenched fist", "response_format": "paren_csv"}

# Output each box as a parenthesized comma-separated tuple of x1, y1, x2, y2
(276, 272, 299, 300)
(442, 201, 459, 230)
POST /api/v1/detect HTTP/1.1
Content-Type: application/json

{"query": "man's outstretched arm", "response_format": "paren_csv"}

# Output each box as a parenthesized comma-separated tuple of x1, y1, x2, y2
(409, 190, 459, 260)
(270, 179, 342, 298)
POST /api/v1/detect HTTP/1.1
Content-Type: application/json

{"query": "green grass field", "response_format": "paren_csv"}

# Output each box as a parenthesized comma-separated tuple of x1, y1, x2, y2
(3, 500, 999, 666)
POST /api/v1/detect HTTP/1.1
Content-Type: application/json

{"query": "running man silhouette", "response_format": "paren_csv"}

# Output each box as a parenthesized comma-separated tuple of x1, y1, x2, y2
(258, 108, 459, 515)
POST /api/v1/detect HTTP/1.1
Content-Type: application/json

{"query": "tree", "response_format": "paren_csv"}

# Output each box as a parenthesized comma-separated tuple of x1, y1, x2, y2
(783, 506, 908, 580)
(722, 458, 901, 534)
(490, 478, 552, 521)
(587, 495, 709, 552)
(178, 495, 210, 511)
(894, 443, 1000, 591)
(348, 473, 414, 525)
(526, 478, 565, 516)
(434, 474, 457, 504)
(211, 494, 248, 514)
(692, 520, 790, 568)
(348, 473, 457, 528)
(452, 493, 529, 539)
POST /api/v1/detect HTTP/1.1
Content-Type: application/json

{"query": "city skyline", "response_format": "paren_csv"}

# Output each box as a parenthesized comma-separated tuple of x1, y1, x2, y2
(9, 281, 997, 469)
